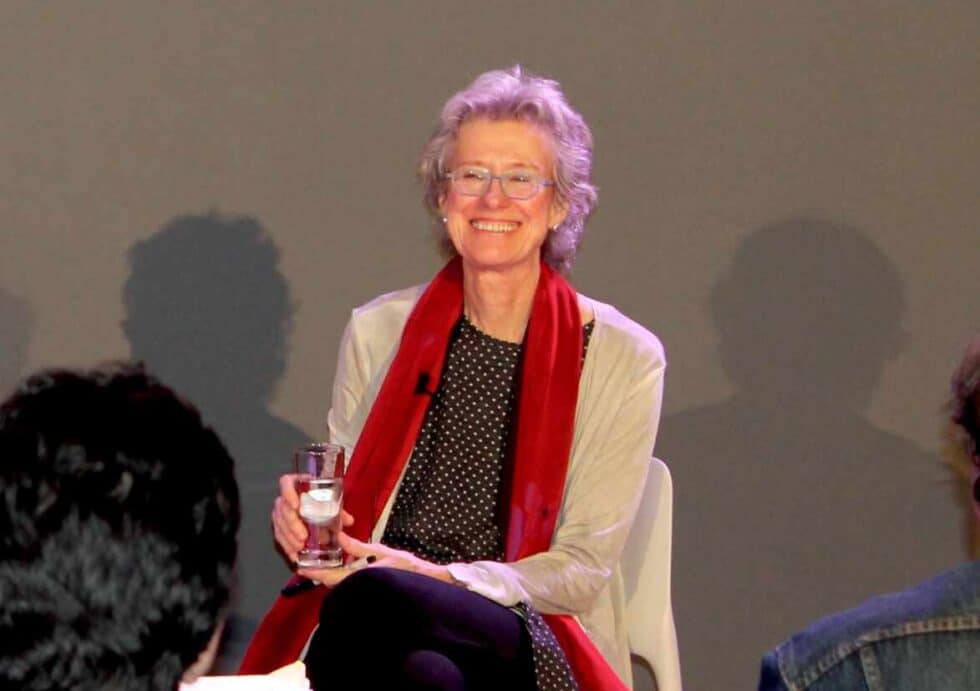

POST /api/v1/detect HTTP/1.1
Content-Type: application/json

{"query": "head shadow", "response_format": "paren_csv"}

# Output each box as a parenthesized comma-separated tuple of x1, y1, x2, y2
(656, 217, 962, 691)
(711, 218, 906, 412)
(122, 212, 308, 669)
(123, 212, 294, 420)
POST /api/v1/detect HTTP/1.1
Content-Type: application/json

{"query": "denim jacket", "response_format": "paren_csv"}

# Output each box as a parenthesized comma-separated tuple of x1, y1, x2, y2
(758, 560, 980, 690)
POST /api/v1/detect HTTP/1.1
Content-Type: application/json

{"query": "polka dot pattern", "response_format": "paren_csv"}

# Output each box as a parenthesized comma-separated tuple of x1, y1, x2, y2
(516, 600, 580, 690)
(383, 315, 595, 691)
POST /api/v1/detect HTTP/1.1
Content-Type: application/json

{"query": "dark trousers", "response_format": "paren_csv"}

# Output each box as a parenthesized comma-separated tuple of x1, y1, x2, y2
(304, 567, 536, 690)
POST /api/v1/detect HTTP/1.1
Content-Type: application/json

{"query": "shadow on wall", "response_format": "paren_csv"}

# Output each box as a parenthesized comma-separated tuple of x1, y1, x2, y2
(656, 218, 963, 691)
(0, 286, 33, 399)
(123, 212, 309, 672)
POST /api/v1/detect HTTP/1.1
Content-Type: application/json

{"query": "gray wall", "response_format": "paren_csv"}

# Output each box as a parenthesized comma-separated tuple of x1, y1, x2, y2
(2, 3, 978, 688)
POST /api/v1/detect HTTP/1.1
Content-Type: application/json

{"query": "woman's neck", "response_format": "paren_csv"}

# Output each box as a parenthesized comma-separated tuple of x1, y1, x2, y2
(462, 261, 541, 343)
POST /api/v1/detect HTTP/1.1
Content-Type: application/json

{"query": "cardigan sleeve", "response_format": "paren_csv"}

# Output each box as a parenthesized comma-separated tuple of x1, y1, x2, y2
(446, 322, 666, 615)
(326, 313, 368, 457)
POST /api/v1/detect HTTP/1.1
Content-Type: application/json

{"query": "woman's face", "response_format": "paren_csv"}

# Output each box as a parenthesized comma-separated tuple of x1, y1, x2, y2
(440, 118, 567, 276)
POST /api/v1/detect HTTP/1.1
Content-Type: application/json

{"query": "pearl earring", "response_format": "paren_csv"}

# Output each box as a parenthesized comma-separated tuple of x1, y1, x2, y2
(441, 216, 448, 224)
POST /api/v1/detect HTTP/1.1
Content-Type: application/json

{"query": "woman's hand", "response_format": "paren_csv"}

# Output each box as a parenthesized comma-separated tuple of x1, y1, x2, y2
(276, 471, 453, 586)
(295, 545, 358, 587)
(272, 473, 353, 564)
(330, 534, 455, 585)
(295, 533, 455, 586)
(272, 473, 307, 561)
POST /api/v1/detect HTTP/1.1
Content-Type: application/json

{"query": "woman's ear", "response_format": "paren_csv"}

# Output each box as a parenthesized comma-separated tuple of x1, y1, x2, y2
(437, 195, 449, 226)
(548, 198, 569, 230)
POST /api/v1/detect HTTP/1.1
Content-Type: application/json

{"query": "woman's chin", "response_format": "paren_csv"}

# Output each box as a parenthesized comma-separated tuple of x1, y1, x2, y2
(456, 241, 543, 273)
(460, 254, 539, 276)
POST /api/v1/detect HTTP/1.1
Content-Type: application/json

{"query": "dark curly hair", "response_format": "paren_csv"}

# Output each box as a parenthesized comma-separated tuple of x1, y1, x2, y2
(0, 365, 239, 690)
(950, 337, 980, 464)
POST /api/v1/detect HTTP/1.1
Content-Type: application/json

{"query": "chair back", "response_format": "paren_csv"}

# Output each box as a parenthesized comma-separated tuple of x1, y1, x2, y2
(622, 457, 682, 691)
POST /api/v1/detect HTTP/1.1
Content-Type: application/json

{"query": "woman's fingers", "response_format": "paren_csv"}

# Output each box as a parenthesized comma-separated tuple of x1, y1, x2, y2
(337, 534, 401, 568)
(297, 565, 352, 587)
(273, 476, 358, 568)
(272, 473, 307, 558)
(271, 514, 300, 562)
(337, 535, 429, 574)
(273, 531, 299, 562)
(279, 473, 300, 510)
(278, 495, 308, 543)
(337, 532, 374, 558)
(295, 533, 375, 586)
(272, 496, 307, 555)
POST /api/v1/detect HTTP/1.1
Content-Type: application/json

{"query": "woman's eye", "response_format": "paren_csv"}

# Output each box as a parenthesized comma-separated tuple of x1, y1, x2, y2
(508, 172, 534, 183)
(460, 169, 487, 180)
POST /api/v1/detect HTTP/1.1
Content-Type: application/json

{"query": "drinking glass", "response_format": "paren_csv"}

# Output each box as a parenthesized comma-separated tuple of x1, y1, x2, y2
(293, 442, 345, 568)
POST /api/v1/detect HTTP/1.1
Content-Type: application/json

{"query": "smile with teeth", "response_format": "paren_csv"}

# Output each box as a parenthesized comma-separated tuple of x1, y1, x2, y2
(471, 220, 520, 233)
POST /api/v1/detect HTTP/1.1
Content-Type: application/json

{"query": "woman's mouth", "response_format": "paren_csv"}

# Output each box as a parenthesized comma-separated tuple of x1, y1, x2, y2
(470, 220, 520, 233)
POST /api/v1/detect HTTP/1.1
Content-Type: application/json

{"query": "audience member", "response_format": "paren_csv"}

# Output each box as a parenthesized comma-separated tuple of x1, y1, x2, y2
(758, 336, 980, 689)
(0, 365, 239, 690)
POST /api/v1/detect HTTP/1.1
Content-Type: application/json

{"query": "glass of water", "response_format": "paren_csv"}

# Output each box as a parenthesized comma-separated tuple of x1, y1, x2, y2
(293, 442, 345, 569)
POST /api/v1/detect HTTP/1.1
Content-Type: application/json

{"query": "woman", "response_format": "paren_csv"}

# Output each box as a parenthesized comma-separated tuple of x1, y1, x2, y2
(243, 66, 666, 691)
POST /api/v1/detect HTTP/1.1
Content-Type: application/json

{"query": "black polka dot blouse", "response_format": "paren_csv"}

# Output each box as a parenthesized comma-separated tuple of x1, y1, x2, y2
(383, 315, 595, 691)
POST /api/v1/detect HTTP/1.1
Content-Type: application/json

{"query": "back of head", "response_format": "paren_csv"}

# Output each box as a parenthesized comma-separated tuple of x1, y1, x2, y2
(0, 365, 239, 691)
(950, 337, 980, 531)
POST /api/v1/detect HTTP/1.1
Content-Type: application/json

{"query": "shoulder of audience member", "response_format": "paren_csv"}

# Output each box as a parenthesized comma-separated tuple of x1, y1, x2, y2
(765, 560, 980, 686)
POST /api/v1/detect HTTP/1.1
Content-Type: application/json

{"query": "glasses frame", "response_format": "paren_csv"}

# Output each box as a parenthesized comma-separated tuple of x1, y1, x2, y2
(444, 166, 555, 201)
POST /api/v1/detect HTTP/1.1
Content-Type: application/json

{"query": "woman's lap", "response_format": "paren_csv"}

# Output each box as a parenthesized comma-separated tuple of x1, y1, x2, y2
(304, 567, 535, 690)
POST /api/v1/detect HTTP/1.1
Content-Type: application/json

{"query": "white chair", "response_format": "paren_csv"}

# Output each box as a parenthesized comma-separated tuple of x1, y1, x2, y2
(622, 457, 682, 691)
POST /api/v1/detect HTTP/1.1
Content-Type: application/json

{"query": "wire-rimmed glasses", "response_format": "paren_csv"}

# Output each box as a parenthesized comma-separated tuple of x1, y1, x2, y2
(445, 166, 555, 200)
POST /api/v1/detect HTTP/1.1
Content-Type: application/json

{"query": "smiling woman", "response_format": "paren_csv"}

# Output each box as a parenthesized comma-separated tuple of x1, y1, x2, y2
(243, 66, 666, 691)
(440, 119, 565, 281)
(421, 68, 598, 277)
(438, 119, 570, 341)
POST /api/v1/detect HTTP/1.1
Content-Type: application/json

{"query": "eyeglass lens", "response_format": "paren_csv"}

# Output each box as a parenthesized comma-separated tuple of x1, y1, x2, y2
(451, 168, 540, 200)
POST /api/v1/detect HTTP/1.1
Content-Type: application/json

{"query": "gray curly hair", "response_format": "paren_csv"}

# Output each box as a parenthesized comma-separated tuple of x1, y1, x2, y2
(419, 66, 598, 273)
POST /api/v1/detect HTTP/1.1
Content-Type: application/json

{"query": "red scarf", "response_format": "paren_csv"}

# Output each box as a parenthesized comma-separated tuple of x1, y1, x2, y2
(240, 258, 628, 690)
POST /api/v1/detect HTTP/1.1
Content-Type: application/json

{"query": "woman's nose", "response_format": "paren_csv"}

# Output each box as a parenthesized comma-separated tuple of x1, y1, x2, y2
(481, 177, 509, 207)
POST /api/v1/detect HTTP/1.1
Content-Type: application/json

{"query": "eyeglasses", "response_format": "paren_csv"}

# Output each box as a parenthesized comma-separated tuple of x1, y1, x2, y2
(445, 166, 555, 201)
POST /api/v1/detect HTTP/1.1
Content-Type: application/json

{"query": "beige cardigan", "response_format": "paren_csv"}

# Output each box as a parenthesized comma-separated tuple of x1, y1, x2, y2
(326, 285, 665, 686)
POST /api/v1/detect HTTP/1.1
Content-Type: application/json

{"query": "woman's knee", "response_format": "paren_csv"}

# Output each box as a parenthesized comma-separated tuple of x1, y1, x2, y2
(332, 565, 400, 596)
(321, 567, 431, 621)
(399, 650, 465, 691)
